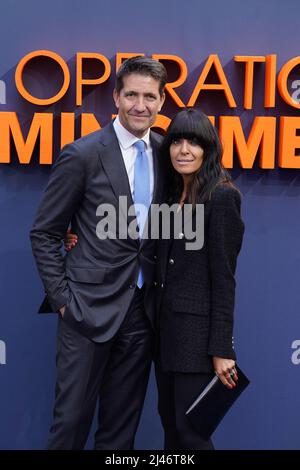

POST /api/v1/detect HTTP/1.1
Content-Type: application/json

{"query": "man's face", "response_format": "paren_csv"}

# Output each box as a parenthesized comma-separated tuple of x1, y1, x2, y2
(113, 73, 165, 138)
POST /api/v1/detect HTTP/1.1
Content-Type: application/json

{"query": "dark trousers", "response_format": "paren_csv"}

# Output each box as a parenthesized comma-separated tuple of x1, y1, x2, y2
(155, 362, 215, 450)
(47, 288, 153, 450)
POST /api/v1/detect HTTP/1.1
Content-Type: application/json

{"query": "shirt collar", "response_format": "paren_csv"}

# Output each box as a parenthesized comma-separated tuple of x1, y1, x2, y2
(113, 115, 150, 150)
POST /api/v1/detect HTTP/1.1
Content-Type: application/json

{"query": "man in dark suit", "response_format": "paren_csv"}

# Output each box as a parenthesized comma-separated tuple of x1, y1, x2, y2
(30, 56, 167, 450)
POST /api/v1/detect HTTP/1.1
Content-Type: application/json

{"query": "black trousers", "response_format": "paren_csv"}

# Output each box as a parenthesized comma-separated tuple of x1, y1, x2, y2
(47, 287, 153, 450)
(155, 362, 215, 450)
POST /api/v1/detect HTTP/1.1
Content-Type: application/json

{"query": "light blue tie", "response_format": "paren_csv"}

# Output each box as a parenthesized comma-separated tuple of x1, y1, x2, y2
(133, 140, 150, 288)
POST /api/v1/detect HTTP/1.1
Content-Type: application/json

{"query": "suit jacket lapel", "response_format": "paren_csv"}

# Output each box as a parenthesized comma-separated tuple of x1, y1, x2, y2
(99, 125, 163, 206)
(97, 123, 139, 246)
(140, 131, 164, 247)
(150, 131, 164, 205)
(98, 125, 164, 248)
(98, 123, 134, 208)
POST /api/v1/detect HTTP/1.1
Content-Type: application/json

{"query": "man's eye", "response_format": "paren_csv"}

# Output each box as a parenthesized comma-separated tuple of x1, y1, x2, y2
(172, 139, 180, 145)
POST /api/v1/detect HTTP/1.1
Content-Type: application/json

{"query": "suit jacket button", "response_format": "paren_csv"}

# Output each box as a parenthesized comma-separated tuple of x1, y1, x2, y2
(153, 281, 157, 287)
(129, 283, 136, 289)
(169, 258, 175, 265)
(161, 283, 164, 288)
(154, 255, 157, 260)
(178, 232, 184, 239)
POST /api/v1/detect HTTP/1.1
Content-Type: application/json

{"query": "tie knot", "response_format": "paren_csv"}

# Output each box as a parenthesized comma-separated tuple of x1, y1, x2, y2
(134, 140, 146, 152)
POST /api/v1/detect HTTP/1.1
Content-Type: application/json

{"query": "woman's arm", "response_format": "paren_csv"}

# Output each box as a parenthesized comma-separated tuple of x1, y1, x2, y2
(207, 186, 245, 385)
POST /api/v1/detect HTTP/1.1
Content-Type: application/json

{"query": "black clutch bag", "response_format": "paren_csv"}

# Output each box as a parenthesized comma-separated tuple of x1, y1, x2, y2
(185, 365, 250, 439)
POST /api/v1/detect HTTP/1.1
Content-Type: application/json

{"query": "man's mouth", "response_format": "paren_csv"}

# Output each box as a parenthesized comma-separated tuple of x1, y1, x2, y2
(129, 114, 150, 118)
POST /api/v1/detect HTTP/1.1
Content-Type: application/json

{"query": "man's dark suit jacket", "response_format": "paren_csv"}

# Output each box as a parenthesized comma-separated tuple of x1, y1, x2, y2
(157, 184, 245, 373)
(30, 123, 166, 342)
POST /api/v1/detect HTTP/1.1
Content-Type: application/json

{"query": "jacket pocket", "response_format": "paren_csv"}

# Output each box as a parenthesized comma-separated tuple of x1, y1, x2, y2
(66, 266, 106, 284)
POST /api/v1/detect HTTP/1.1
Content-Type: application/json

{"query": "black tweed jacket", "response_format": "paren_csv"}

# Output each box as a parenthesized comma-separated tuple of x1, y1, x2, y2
(156, 184, 245, 373)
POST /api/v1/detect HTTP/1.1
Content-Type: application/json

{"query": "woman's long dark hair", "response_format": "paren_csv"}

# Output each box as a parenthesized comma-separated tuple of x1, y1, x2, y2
(160, 108, 233, 205)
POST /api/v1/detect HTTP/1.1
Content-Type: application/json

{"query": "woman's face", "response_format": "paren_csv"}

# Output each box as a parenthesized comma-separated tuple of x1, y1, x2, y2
(169, 138, 204, 177)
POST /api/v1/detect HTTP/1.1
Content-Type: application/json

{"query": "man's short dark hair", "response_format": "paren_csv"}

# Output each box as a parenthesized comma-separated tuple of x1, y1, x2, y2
(115, 56, 167, 96)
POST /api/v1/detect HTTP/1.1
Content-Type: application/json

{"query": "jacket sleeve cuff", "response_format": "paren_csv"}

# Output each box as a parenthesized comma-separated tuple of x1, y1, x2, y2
(47, 290, 70, 312)
(208, 346, 236, 360)
(208, 327, 236, 359)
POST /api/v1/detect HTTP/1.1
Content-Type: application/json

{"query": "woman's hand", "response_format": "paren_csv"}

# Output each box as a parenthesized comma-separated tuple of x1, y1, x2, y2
(64, 230, 78, 251)
(213, 356, 238, 389)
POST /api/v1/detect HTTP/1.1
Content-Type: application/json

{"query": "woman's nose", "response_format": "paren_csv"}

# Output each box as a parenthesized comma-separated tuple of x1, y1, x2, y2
(180, 141, 189, 154)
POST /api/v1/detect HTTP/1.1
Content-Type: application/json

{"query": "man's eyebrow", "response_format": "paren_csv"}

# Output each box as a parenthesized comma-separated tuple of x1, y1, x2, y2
(124, 91, 158, 97)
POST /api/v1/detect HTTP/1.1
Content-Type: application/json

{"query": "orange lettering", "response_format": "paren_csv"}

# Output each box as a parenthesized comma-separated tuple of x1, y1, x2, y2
(279, 117, 300, 168)
(278, 56, 300, 109)
(0, 112, 53, 164)
(61, 113, 75, 148)
(152, 54, 187, 107)
(76, 53, 111, 106)
(15, 50, 70, 105)
(234, 56, 266, 109)
(115, 53, 145, 71)
(220, 116, 276, 168)
(264, 54, 277, 108)
(81, 113, 101, 136)
(188, 54, 236, 108)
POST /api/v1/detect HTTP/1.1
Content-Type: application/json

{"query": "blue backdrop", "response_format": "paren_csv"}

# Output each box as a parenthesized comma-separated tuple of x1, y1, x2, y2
(0, 0, 300, 450)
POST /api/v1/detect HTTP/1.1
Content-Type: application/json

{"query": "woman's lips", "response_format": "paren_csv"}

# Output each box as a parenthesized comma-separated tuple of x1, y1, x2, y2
(176, 159, 194, 164)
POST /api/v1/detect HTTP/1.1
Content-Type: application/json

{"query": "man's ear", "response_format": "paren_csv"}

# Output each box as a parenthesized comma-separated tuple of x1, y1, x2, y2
(113, 88, 120, 108)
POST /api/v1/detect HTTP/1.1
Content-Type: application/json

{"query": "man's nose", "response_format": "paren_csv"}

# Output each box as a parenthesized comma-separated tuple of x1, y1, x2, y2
(134, 97, 146, 112)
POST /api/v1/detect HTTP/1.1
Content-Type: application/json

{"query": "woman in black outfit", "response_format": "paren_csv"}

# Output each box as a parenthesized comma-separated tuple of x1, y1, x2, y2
(64, 108, 244, 450)
(155, 108, 244, 450)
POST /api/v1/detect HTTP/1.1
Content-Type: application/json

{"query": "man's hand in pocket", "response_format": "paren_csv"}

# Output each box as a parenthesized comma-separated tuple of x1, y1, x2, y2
(59, 306, 66, 317)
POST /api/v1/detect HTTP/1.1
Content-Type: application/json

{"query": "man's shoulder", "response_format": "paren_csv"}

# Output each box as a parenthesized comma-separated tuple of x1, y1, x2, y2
(150, 129, 164, 147)
(71, 122, 115, 152)
(57, 123, 116, 169)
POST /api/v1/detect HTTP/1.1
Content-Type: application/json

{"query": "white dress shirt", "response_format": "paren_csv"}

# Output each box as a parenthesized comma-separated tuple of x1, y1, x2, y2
(113, 116, 154, 202)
